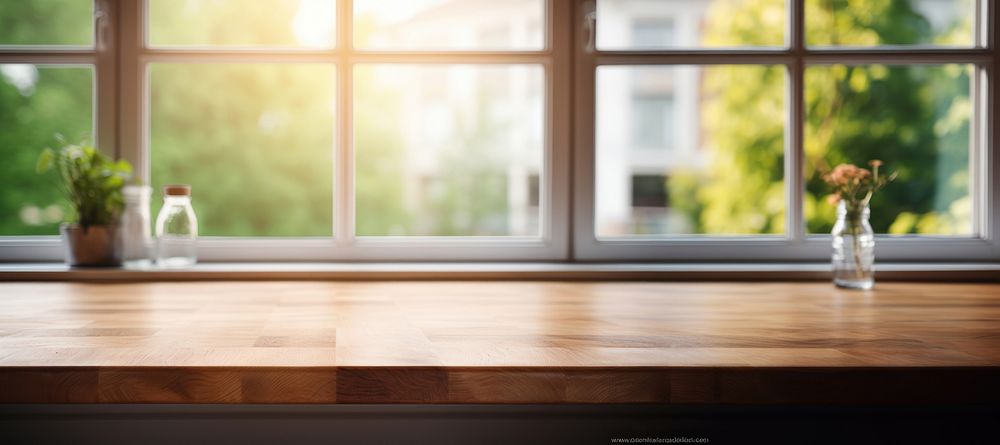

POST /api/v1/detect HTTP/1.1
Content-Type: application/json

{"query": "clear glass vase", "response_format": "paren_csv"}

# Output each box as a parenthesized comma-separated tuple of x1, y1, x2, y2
(121, 185, 152, 268)
(831, 201, 875, 289)
(155, 185, 198, 268)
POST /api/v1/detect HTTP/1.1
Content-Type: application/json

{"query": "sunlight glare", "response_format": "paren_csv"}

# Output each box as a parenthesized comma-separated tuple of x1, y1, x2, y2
(355, 0, 450, 24)
(293, 0, 335, 48)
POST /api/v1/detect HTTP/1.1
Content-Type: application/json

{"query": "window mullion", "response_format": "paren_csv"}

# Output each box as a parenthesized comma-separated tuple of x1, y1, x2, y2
(572, 0, 601, 259)
(787, 0, 806, 243)
(992, 0, 1000, 254)
(978, 0, 989, 48)
(117, 0, 144, 181)
(94, 0, 117, 158)
(335, 0, 354, 244)
(973, 63, 987, 239)
(549, 0, 573, 259)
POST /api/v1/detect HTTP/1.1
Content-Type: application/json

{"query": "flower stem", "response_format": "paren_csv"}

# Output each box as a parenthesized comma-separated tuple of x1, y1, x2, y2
(846, 206, 864, 280)
(852, 221, 863, 279)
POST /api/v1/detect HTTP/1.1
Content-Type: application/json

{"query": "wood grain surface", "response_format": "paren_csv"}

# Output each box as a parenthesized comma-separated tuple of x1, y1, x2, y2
(1, 281, 998, 404)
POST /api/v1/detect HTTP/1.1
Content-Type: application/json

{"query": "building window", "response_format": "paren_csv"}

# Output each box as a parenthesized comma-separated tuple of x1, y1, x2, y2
(631, 19, 675, 48)
(631, 175, 668, 208)
(528, 174, 541, 208)
(630, 94, 674, 149)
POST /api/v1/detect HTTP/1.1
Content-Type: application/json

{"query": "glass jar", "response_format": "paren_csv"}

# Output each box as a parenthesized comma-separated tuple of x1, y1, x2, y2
(155, 184, 198, 268)
(831, 201, 875, 289)
(121, 185, 153, 268)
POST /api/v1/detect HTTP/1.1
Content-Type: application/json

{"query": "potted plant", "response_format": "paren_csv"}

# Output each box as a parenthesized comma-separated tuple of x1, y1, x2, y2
(36, 139, 132, 267)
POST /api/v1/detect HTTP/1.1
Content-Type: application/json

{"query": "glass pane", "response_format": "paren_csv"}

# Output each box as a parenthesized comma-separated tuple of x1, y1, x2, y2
(806, 0, 974, 47)
(596, 65, 786, 237)
(804, 64, 973, 235)
(355, 64, 544, 236)
(150, 64, 335, 237)
(149, 0, 336, 48)
(355, 0, 544, 50)
(0, 0, 93, 46)
(0, 65, 93, 235)
(596, 0, 786, 49)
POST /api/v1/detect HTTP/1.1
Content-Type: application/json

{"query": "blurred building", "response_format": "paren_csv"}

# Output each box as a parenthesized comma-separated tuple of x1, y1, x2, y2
(368, 0, 543, 236)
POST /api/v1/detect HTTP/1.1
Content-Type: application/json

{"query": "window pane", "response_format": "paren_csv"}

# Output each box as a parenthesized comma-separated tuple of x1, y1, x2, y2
(355, 65, 544, 236)
(804, 64, 973, 235)
(0, 0, 93, 46)
(150, 64, 334, 237)
(0, 65, 93, 235)
(596, 0, 786, 49)
(806, 0, 974, 47)
(354, 0, 544, 50)
(149, 0, 336, 48)
(596, 65, 786, 237)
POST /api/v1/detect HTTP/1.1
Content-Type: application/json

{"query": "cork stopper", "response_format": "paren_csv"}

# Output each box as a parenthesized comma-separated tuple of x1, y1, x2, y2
(163, 184, 192, 196)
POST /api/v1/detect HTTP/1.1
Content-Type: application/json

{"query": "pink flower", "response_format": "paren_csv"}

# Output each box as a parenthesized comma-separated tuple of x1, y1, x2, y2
(822, 160, 895, 208)
(828, 164, 870, 186)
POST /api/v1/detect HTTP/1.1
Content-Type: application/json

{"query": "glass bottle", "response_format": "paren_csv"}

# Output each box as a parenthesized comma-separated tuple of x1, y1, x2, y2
(121, 185, 152, 268)
(155, 184, 198, 268)
(831, 201, 875, 289)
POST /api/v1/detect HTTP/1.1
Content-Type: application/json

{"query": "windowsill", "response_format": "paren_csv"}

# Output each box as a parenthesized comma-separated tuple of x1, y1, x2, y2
(0, 262, 998, 282)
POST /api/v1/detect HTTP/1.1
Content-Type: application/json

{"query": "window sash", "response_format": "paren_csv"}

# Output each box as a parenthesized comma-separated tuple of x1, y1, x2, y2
(117, 0, 572, 261)
(573, 0, 998, 261)
(1, 0, 997, 263)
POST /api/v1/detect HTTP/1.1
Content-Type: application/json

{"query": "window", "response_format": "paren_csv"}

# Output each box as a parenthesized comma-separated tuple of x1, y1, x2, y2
(804, 64, 974, 236)
(1, 1, 997, 264)
(596, 65, 786, 238)
(630, 94, 674, 148)
(0, 1, 94, 47)
(629, 174, 671, 235)
(631, 175, 669, 208)
(579, 0, 994, 261)
(628, 59, 677, 150)
(354, 64, 543, 237)
(0, 0, 100, 246)
(0, 0, 564, 262)
(148, 63, 336, 237)
(631, 19, 675, 48)
(148, 0, 337, 48)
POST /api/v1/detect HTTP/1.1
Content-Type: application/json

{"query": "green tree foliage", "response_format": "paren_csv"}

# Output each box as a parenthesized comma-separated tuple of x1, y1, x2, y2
(671, 0, 973, 236)
(148, 0, 324, 47)
(668, 65, 786, 235)
(1, 67, 93, 235)
(804, 64, 970, 234)
(353, 67, 411, 237)
(149, 64, 335, 237)
(0, 0, 92, 46)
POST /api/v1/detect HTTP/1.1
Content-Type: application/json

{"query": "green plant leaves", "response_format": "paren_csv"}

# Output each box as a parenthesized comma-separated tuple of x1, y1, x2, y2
(35, 139, 132, 228)
(35, 148, 54, 173)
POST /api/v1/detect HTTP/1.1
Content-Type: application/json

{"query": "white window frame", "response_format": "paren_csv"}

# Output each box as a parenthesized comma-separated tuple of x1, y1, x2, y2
(0, 0, 997, 264)
(573, 0, 1000, 262)
(125, 0, 571, 262)
(2, 0, 572, 262)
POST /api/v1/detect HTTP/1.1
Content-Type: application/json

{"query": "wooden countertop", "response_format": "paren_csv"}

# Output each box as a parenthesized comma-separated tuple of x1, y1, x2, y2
(1, 281, 998, 404)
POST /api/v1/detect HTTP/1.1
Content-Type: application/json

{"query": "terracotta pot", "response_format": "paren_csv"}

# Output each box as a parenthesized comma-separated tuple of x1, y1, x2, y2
(60, 224, 122, 267)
